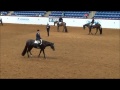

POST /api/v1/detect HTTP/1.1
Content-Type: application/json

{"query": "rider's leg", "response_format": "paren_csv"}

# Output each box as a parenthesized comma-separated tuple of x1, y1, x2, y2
(91, 23, 93, 27)
(40, 39, 42, 45)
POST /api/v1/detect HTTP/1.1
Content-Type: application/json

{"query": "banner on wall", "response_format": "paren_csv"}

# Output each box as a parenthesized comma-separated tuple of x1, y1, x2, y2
(17, 17, 29, 21)
(49, 17, 59, 22)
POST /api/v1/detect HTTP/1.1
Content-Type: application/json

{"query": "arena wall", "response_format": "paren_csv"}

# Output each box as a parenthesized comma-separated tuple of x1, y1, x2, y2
(1, 16, 120, 29)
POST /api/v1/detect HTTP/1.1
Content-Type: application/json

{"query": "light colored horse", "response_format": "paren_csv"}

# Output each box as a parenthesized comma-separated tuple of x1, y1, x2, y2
(54, 21, 68, 32)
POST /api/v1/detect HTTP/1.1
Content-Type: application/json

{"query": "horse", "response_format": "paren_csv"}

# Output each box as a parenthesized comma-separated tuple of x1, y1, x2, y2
(21, 39, 55, 59)
(83, 22, 102, 35)
(54, 21, 68, 32)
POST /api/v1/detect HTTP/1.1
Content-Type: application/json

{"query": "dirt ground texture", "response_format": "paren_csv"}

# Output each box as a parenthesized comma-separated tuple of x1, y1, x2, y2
(0, 24, 120, 79)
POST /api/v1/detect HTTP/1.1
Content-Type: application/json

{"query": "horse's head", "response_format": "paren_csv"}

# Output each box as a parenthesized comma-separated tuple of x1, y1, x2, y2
(50, 43, 55, 51)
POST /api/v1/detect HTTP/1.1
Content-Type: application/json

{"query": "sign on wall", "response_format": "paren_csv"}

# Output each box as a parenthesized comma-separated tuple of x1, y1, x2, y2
(17, 17, 29, 21)
(49, 17, 59, 22)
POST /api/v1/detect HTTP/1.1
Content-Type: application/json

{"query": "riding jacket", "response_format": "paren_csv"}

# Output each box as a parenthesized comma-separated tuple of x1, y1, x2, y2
(46, 24, 50, 29)
(91, 18, 94, 24)
(36, 32, 41, 40)
(59, 17, 63, 22)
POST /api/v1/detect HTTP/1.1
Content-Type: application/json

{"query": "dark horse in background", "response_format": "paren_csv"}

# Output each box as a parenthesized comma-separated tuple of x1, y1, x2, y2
(54, 21, 68, 32)
(22, 39, 55, 59)
(0, 19, 3, 26)
(83, 22, 102, 35)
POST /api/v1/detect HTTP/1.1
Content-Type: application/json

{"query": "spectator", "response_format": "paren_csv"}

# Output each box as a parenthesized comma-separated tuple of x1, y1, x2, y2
(46, 23, 50, 36)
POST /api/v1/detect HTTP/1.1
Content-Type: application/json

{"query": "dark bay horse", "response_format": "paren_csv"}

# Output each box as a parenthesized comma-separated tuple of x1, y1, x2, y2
(21, 39, 55, 59)
(83, 22, 102, 35)
(54, 21, 68, 32)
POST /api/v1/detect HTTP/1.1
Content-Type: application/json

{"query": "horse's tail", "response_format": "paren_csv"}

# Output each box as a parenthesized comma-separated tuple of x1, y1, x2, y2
(54, 22, 55, 26)
(21, 43, 28, 56)
(54, 21, 58, 26)
(65, 26, 68, 32)
(83, 25, 85, 29)
(100, 26, 102, 34)
(64, 22, 66, 26)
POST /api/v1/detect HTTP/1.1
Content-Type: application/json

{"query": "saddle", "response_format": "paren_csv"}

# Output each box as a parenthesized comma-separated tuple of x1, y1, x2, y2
(34, 40, 41, 48)
(58, 22, 62, 25)
(34, 40, 42, 46)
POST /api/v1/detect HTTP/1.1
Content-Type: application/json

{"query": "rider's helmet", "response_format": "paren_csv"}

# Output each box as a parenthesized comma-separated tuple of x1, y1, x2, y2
(92, 17, 94, 19)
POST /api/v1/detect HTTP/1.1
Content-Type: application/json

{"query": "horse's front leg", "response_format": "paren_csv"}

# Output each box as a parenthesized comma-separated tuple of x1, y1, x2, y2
(90, 29, 93, 35)
(38, 49, 42, 57)
(88, 28, 91, 35)
(62, 27, 64, 32)
(57, 26, 59, 32)
(28, 47, 33, 57)
(95, 28, 98, 35)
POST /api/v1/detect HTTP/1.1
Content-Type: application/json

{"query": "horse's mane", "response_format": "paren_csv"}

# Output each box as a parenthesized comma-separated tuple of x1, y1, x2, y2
(42, 40, 54, 45)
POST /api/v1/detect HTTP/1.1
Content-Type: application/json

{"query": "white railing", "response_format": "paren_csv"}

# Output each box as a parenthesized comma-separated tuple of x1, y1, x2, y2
(1, 16, 120, 29)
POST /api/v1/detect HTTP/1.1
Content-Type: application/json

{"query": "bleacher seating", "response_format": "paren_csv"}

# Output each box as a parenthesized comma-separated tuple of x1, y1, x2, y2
(49, 11, 90, 18)
(94, 11, 120, 20)
(1, 11, 119, 20)
(0, 11, 9, 15)
(11, 11, 46, 17)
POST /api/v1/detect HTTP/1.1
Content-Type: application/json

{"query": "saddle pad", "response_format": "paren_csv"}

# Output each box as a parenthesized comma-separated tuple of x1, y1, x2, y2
(34, 40, 38, 44)
(59, 22, 62, 24)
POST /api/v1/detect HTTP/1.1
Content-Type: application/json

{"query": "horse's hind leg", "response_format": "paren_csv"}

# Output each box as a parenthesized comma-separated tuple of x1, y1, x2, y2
(43, 49, 46, 59)
(29, 51, 32, 57)
(26, 50, 29, 58)
(2, 22, 3, 26)
(65, 26, 68, 32)
(100, 28, 102, 34)
(28, 47, 33, 57)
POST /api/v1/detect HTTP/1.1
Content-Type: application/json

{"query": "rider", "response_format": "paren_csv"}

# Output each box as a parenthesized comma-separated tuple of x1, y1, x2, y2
(59, 16, 63, 24)
(46, 23, 50, 36)
(90, 17, 95, 27)
(36, 29, 42, 45)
